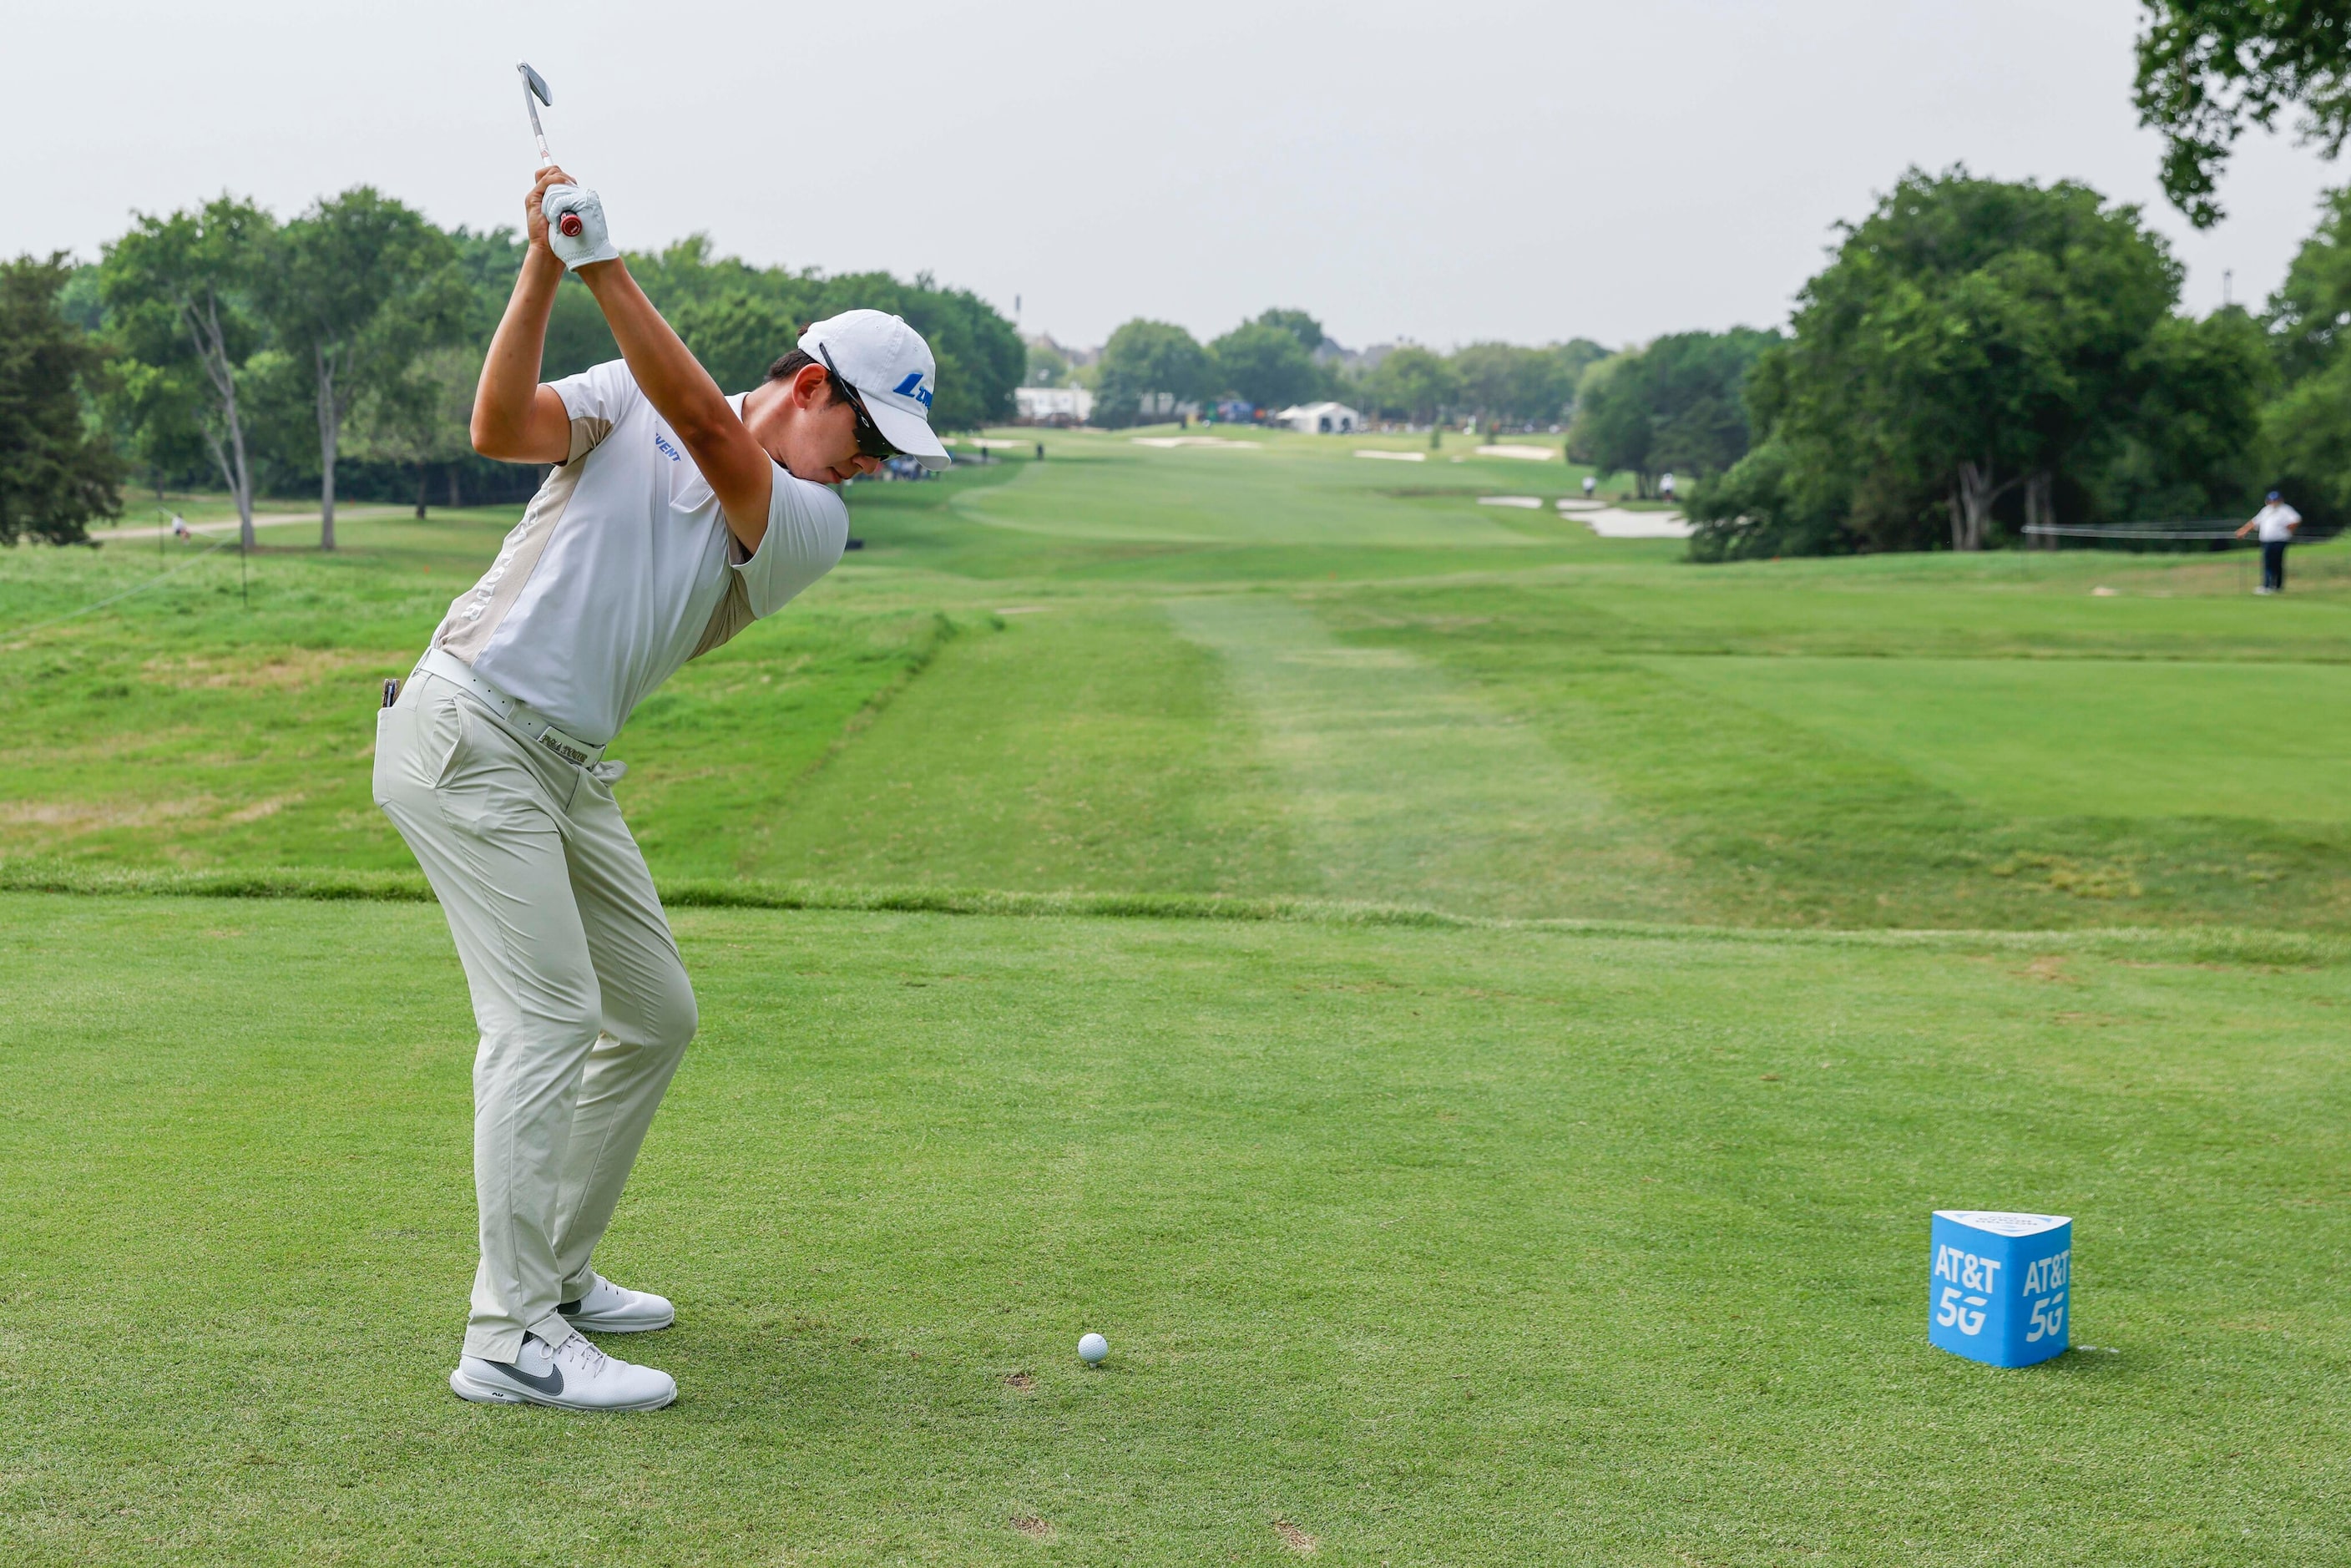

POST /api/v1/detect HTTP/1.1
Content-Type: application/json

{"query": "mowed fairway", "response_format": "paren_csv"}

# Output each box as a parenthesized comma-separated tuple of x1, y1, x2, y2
(11, 429, 2351, 926)
(5, 896, 2349, 1565)
(6, 427, 2351, 1562)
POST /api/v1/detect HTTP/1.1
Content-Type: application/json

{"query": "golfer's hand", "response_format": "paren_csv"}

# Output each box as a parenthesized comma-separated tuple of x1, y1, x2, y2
(524, 164, 575, 262)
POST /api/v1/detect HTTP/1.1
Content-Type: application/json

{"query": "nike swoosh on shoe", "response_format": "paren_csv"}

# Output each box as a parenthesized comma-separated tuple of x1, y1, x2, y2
(484, 1358, 564, 1396)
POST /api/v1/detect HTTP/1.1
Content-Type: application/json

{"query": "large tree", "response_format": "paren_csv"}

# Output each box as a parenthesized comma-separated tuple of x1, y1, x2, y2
(672, 291, 801, 396)
(1722, 170, 2179, 551)
(99, 197, 275, 549)
(261, 188, 465, 549)
(1095, 319, 1212, 426)
(1566, 330, 1775, 495)
(0, 255, 123, 544)
(2136, 1, 2351, 225)
(1210, 321, 1319, 410)
(1361, 346, 1459, 426)
(351, 343, 482, 517)
(2095, 306, 2273, 523)
(2258, 185, 2351, 514)
(1254, 308, 1325, 353)
(1689, 169, 2260, 559)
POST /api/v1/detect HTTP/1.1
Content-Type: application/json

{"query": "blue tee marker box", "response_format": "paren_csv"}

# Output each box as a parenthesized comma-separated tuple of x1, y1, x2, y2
(1929, 1211, 2071, 1368)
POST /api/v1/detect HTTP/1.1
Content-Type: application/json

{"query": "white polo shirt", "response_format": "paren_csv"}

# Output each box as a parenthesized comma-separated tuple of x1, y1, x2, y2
(431, 360, 848, 744)
(2254, 501, 2301, 543)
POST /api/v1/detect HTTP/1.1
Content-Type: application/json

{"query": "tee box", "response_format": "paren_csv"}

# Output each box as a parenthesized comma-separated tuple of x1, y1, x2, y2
(1929, 1211, 2071, 1368)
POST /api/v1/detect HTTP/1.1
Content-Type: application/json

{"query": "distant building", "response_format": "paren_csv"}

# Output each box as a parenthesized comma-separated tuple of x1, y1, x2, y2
(1014, 385, 1095, 425)
(1024, 331, 1099, 371)
(1274, 401, 1361, 434)
(1317, 340, 1393, 375)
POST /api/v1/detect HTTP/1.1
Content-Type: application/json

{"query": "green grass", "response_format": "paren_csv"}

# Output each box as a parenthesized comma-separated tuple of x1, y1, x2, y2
(9, 427, 2351, 1561)
(6, 893, 2348, 1565)
(13, 429, 2351, 928)
(1655, 655, 2351, 821)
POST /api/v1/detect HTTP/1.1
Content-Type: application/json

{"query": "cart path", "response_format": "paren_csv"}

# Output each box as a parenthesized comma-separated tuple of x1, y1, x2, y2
(88, 506, 407, 543)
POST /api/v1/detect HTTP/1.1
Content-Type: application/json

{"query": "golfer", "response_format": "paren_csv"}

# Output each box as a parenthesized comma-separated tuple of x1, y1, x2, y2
(373, 164, 948, 1411)
(2236, 490, 2301, 594)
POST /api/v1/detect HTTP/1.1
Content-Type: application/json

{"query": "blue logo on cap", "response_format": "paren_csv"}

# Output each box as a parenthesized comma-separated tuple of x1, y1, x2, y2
(892, 372, 933, 407)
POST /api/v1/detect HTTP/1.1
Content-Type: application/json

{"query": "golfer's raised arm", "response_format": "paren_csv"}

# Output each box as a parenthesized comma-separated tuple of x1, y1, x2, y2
(469, 169, 579, 465)
(574, 258, 773, 549)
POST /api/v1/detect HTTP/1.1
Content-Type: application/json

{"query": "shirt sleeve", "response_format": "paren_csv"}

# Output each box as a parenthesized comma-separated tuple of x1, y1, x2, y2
(545, 359, 641, 463)
(732, 463, 850, 618)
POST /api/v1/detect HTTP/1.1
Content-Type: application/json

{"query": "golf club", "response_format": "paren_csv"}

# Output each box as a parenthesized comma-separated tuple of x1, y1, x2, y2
(518, 62, 554, 168)
(517, 62, 584, 239)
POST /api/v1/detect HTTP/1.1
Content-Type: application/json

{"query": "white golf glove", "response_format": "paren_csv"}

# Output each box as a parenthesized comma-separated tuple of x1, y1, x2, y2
(541, 184, 619, 271)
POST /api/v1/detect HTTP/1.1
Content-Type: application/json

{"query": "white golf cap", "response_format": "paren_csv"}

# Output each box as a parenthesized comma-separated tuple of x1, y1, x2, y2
(797, 310, 951, 471)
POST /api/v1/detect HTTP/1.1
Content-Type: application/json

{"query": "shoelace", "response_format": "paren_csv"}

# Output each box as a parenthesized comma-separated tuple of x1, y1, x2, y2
(558, 1335, 609, 1376)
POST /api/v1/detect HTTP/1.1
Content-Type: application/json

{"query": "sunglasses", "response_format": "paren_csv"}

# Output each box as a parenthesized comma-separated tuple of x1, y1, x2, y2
(817, 344, 901, 461)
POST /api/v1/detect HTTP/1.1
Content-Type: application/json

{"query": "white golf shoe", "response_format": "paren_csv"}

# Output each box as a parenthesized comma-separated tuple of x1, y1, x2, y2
(449, 1331, 676, 1412)
(559, 1272, 675, 1333)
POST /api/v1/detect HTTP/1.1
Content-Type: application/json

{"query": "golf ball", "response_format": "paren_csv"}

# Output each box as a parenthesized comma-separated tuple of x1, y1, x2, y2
(1077, 1333, 1109, 1364)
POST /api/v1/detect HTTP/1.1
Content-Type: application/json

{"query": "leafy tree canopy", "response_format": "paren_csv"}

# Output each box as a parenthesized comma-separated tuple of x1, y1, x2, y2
(98, 196, 277, 539)
(0, 254, 123, 544)
(1688, 168, 2263, 559)
(1566, 329, 1776, 493)
(1026, 341, 1069, 387)
(1359, 346, 1459, 424)
(260, 187, 467, 544)
(1254, 308, 1325, 353)
(1210, 321, 1320, 410)
(1095, 320, 1212, 426)
(2136, 0, 2351, 226)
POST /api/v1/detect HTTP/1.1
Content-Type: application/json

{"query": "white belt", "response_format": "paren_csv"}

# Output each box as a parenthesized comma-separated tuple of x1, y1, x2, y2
(417, 646, 609, 770)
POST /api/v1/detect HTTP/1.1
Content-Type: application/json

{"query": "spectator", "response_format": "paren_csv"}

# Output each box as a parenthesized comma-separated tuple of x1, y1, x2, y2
(2236, 490, 2302, 594)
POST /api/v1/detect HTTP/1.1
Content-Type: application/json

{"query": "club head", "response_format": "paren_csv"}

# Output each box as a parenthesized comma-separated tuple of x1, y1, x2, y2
(518, 62, 552, 106)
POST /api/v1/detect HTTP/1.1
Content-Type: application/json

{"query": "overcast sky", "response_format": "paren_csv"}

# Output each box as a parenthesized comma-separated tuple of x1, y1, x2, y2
(8, 1, 2344, 352)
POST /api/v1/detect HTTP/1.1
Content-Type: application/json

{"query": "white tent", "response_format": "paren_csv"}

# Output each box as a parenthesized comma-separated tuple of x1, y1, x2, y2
(1273, 401, 1361, 434)
(1014, 385, 1095, 424)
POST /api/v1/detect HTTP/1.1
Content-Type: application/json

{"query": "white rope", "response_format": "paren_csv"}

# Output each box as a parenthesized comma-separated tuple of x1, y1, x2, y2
(2021, 524, 2248, 541)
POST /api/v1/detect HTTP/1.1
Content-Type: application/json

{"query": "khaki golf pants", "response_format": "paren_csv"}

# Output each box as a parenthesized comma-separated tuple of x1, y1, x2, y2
(373, 670, 695, 1362)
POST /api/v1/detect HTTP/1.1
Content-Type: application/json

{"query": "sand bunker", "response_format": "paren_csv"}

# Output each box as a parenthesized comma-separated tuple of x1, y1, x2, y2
(1476, 444, 1560, 461)
(1130, 436, 1260, 449)
(1477, 495, 1544, 508)
(1568, 504, 1695, 539)
(1354, 450, 1426, 463)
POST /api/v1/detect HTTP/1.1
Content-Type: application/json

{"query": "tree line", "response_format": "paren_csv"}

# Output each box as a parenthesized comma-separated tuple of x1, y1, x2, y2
(1, 189, 1022, 548)
(1061, 307, 1783, 505)
(1683, 167, 2295, 559)
(1054, 309, 1615, 431)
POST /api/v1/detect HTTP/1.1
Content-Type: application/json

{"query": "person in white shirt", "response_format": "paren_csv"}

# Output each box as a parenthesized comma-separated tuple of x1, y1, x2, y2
(1659, 471, 1676, 503)
(2236, 490, 2302, 594)
(373, 164, 949, 1412)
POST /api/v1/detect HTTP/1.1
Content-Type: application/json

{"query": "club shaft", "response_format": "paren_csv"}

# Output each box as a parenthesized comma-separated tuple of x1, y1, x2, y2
(523, 91, 552, 167)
